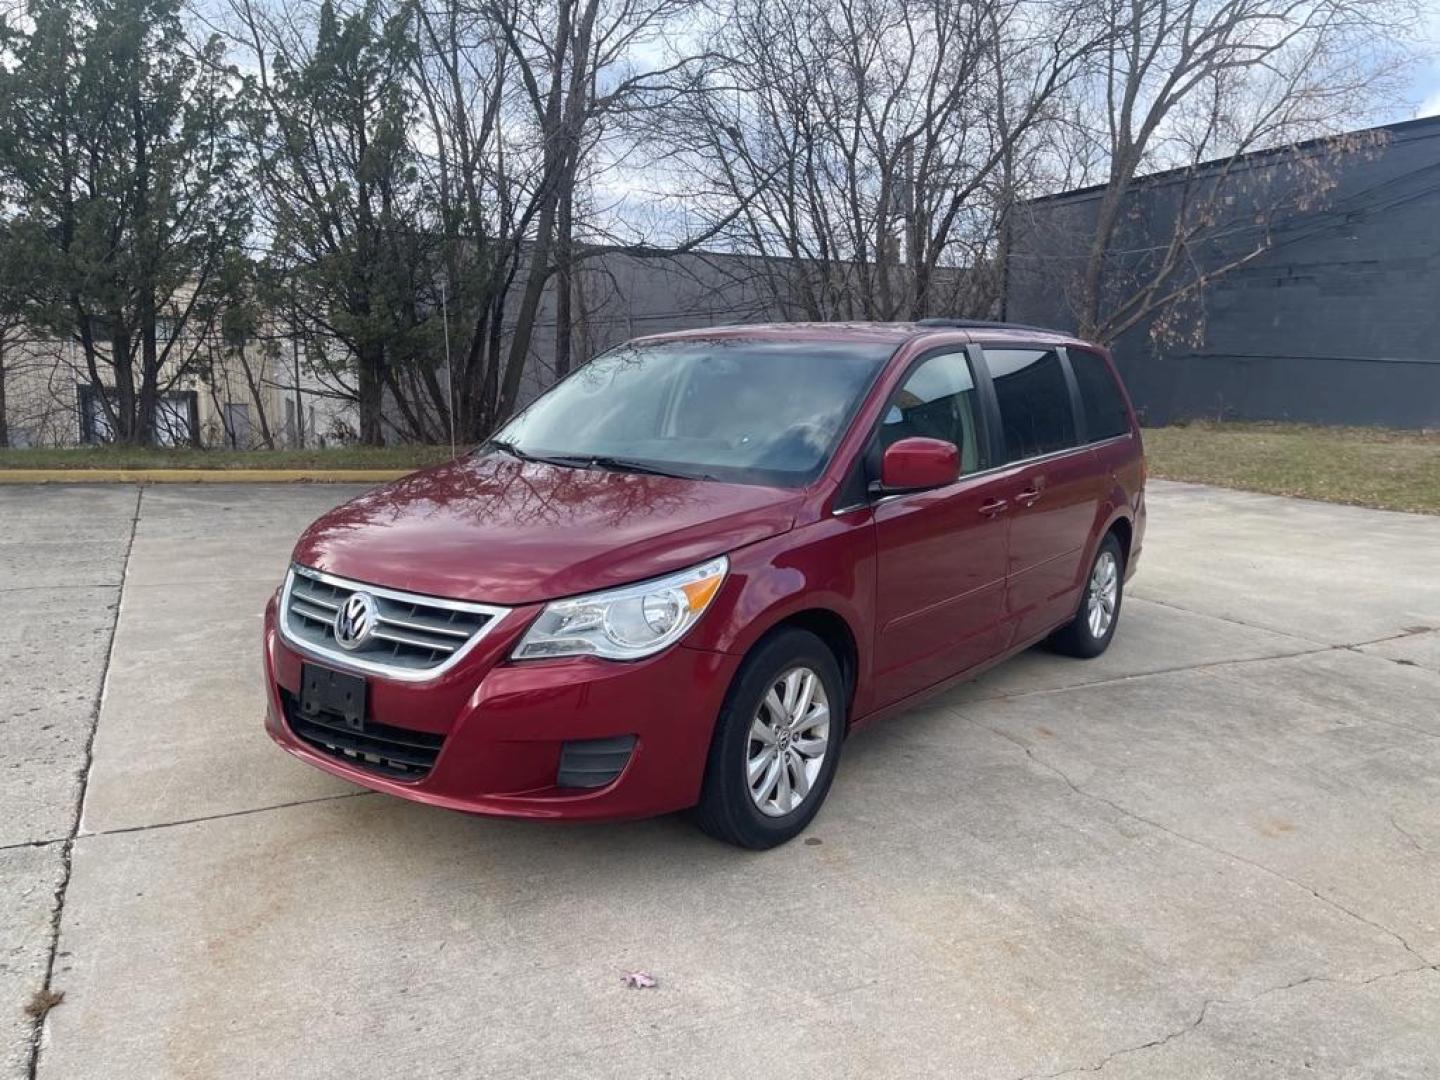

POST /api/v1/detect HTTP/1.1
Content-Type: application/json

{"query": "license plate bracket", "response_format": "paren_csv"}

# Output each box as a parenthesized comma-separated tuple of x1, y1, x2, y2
(299, 663, 367, 731)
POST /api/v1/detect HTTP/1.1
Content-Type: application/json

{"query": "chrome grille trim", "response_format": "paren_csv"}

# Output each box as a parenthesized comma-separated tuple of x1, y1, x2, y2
(278, 565, 510, 682)
(371, 626, 458, 653)
(291, 599, 337, 623)
(375, 612, 471, 639)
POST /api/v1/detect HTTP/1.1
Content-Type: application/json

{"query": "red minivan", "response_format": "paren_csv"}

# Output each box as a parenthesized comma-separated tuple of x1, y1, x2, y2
(263, 321, 1145, 847)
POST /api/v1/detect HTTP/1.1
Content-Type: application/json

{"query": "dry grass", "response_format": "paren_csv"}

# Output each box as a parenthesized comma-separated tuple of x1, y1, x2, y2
(25, 988, 64, 1020)
(1143, 421, 1440, 515)
(6, 426, 1437, 515)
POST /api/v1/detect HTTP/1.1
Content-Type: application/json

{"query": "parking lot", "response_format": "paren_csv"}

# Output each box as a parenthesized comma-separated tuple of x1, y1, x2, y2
(3, 479, 1439, 1078)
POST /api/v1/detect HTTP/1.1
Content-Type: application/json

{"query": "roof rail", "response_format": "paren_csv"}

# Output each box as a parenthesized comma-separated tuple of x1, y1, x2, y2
(914, 317, 1059, 334)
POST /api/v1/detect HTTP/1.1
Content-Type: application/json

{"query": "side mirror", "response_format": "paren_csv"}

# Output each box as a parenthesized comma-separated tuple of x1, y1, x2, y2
(876, 437, 960, 493)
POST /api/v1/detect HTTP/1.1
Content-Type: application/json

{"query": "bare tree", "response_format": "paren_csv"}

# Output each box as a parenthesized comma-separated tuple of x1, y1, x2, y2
(0, 221, 25, 447)
(196, 275, 279, 449)
(408, 0, 749, 439)
(649, 0, 1101, 322)
(230, 0, 432, 445)
(1060, 0, 1415, 343)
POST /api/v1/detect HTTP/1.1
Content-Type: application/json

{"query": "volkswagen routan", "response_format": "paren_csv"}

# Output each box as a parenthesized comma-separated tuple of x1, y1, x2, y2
(263, 320, 1145, 848)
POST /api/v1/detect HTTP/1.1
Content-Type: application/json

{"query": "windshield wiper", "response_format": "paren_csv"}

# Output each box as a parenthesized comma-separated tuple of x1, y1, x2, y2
(486, 441, 710, 481)
(485, 438, 533, 462)
(487, 439, 578, 468)
(551, 454, 713, 481)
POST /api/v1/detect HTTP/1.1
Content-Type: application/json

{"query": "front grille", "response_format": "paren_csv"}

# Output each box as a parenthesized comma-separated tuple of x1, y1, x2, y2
(281, 565, 508, 679)
(282, 690, 443, 781)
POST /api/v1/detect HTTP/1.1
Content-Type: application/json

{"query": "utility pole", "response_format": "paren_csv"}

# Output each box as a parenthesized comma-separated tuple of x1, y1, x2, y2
(291, 293, 305, 449)
(902, 142, 919, 317)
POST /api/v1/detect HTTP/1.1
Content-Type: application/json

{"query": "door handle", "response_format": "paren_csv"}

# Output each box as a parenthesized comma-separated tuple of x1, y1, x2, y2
(979, 498, 1008, 517)
(1015, 487, 1043, 507)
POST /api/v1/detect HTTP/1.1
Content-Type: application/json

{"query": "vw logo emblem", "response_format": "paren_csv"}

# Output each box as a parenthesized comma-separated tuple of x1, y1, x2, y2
(333, 591, 378, 651)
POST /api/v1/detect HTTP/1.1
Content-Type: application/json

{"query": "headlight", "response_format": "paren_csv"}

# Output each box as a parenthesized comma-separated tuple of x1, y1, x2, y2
(512, 556, 729, 661)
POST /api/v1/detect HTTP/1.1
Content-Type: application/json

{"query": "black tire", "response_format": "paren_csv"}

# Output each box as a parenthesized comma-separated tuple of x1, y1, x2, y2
(692, 628, 845, 849)
(1049, 533, 1125, 659)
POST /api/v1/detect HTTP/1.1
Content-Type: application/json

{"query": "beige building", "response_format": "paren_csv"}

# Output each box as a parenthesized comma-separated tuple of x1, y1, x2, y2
(2, 322, 355, 449)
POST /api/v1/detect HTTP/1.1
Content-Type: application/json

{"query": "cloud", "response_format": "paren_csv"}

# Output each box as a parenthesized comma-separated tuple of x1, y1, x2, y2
(1406, 6, 1440, 118)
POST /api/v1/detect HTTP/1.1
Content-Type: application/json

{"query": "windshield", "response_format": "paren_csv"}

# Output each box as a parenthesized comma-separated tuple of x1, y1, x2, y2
(490, 338, 893, 487)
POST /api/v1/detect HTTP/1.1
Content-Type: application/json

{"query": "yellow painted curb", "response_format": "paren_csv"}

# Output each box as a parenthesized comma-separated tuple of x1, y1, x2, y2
(0, 468, 416, 484)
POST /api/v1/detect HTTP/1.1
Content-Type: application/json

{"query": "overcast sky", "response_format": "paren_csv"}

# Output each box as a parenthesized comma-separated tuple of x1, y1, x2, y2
(1405, 6, 1440, 117)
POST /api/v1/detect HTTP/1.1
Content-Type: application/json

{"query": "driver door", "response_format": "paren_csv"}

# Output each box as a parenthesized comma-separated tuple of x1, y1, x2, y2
(871, 350, 1011, 709)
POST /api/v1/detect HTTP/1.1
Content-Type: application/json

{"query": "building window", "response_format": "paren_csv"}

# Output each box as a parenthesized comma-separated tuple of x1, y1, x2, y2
(153, 394, 196, 446)
(77, 385, 115, 445)
(222, 402, 253, 449)
(77, 385, 198, 446)
(85, 315, 115, 343)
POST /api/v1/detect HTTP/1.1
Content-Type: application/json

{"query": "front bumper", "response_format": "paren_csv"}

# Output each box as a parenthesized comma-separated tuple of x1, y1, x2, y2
(262, 595, 740, 820)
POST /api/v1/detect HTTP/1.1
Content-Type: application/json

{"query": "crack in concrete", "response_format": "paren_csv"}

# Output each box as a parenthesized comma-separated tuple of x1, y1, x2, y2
(1342, 627, 1440, 674)
(1015, 1001, 1210, 1079)
(1127, 600, 1437, 658)
(973, 720, 1436, 970)
(1013, 964, 1440, 1079)
(25, 486, 142, 1080)
(961, 628, 1440, 740)
(0, 583, 124, 594)
(1388, 813, 1432, 854)
(1189, 654, 1440, 745)
(79, 789, 377, 841)
(949, 589, 1440, 710)
(123, 575, 287, 589)
(1124, 593, 1328, 645)
(959, 644, 1332, 706)
(0, 837, 64, 854)
(1348, 626, 1440, 648)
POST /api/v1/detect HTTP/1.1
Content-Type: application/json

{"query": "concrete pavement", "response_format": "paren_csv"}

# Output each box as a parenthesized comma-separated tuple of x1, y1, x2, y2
(2, 479, 1438, 1078)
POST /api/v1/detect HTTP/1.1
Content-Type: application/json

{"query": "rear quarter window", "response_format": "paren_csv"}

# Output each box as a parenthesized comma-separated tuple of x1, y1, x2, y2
(1069, 348, 1132, 441)
(984, 347, 1078, 462)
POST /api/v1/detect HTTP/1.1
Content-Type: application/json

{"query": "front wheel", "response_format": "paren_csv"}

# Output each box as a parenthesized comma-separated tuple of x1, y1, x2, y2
(693, 628, 844, 849)
(1050, 534, 1125, 658)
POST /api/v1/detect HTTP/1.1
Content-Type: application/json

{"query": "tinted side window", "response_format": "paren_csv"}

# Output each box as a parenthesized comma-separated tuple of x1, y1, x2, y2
(1069, 348, 1131, 441)
(880, 351, 987, 474)
(985, 348, 1078, 462)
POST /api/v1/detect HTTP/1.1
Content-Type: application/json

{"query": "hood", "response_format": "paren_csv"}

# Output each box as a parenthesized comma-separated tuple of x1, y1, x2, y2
(292, 454, 803, 605)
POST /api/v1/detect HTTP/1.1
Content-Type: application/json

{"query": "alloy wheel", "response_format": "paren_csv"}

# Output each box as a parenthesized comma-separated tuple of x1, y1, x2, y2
(1087, 550, 1119, 638)
(746, 666, 831, 817)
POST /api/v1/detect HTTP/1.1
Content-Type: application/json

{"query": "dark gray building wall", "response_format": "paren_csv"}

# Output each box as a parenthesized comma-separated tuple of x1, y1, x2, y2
(1007, 117, 1440, 428)
(513, 249, 788, 407)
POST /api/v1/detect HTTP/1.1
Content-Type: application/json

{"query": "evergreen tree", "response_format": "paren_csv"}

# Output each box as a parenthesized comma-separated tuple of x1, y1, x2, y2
(0, 0, 251, 444)
(243, 0, 429, 445)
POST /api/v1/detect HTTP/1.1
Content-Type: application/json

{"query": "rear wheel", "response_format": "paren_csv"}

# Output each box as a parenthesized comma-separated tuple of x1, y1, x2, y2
(693, 628, 844, 849)
(1050, 533, 1124, 658)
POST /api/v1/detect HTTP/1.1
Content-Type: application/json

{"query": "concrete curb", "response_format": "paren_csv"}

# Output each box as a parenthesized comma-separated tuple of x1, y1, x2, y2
(0, 468, 415, 484)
